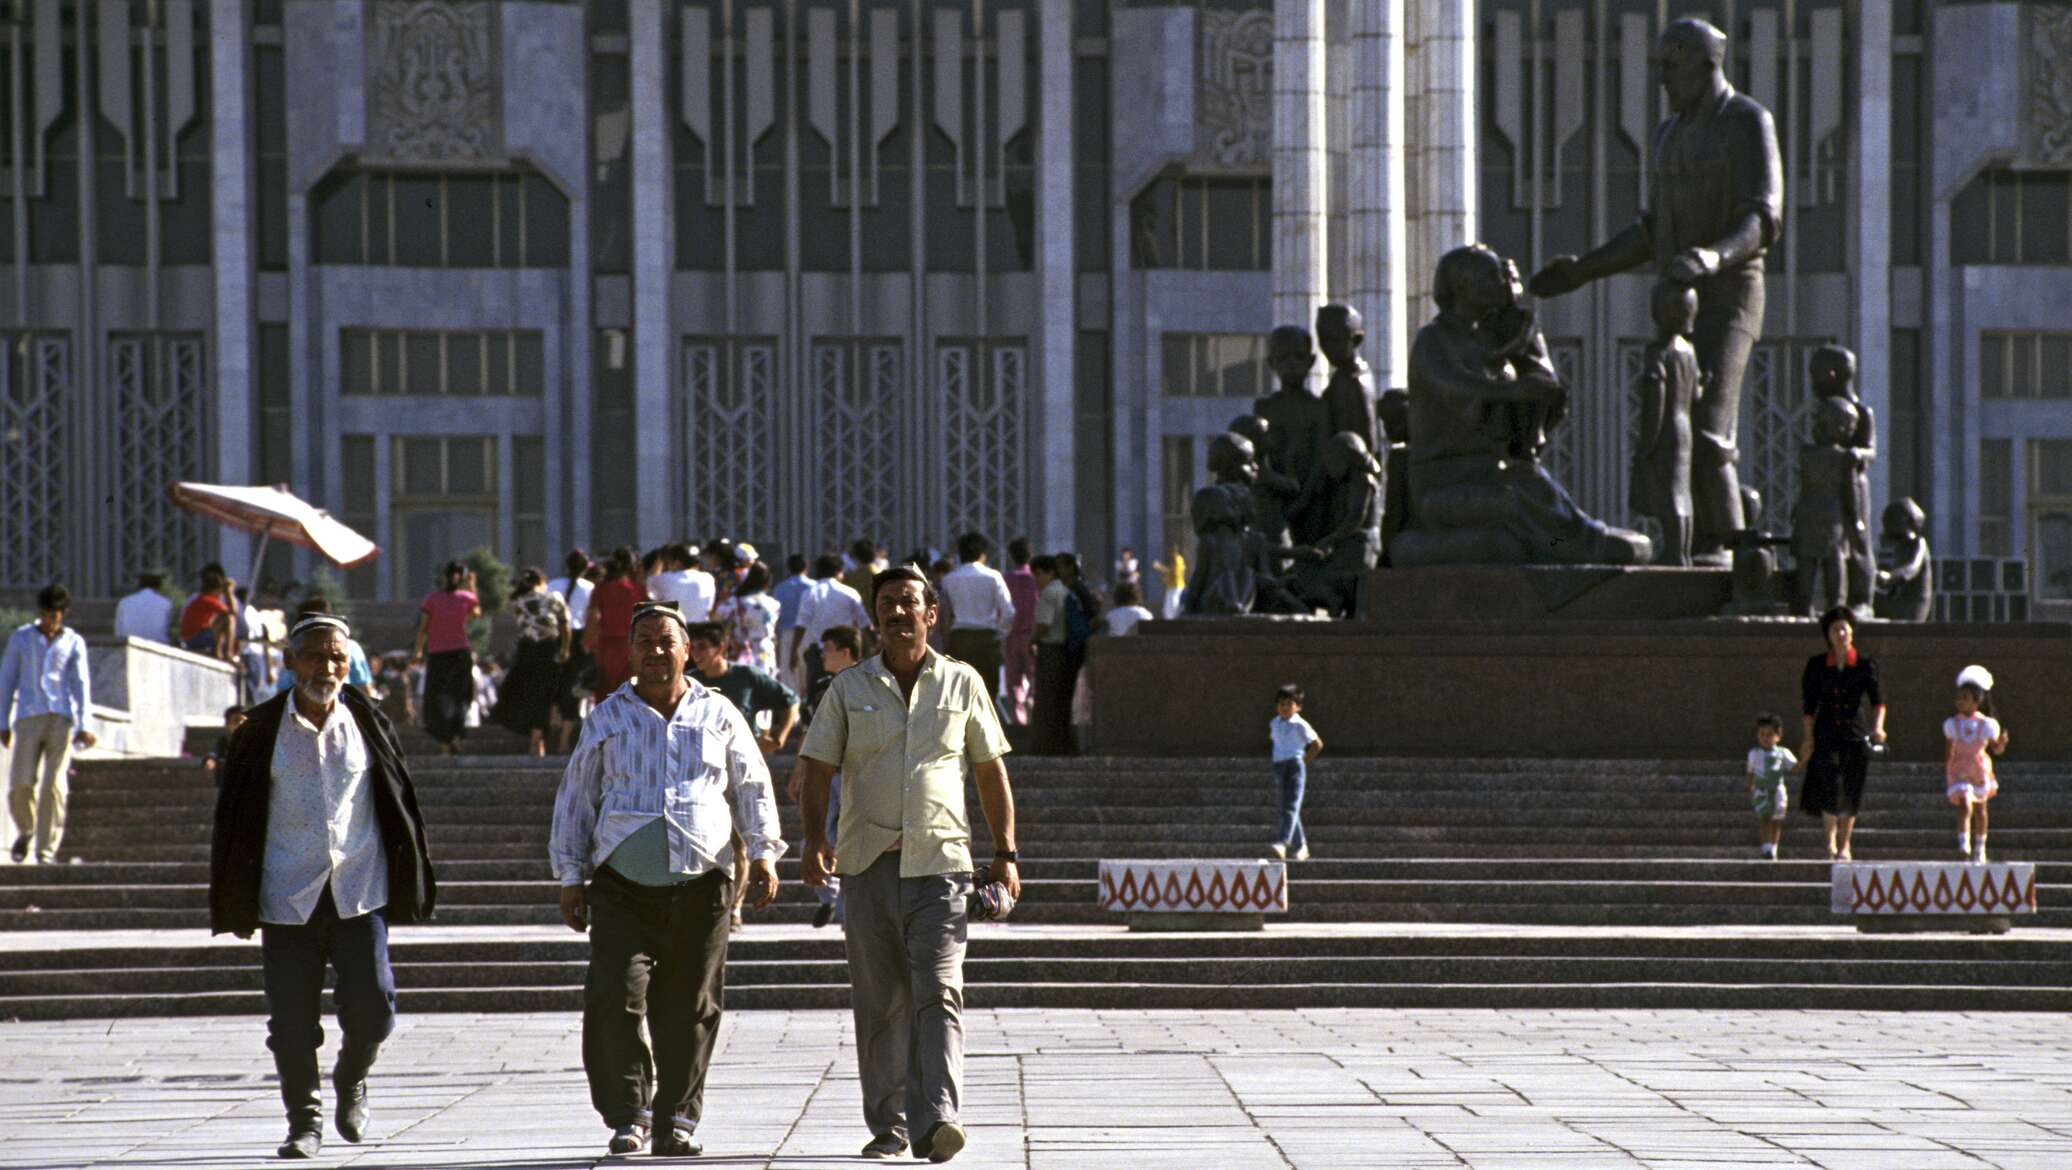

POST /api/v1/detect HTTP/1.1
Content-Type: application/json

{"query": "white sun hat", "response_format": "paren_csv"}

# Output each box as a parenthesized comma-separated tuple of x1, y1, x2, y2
(1956, 664, 1995, 692)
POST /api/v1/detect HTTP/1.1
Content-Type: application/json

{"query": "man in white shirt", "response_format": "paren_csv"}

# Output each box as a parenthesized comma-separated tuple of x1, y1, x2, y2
(645, 542, 716, 621)
(938, 533, 1016, 713)
(208, 615, 436, 1159)
(112, 572, 175, 644)
(788, 554, 871, 694)
(547, 550, 596, 634)
(550, 601, 784, 1159)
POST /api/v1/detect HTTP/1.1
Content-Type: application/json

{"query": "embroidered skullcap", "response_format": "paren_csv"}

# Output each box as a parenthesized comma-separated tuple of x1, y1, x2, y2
(629, 600, 688, 637)
(1956, 664, 1995, 692)
(289, 613, 351, 643)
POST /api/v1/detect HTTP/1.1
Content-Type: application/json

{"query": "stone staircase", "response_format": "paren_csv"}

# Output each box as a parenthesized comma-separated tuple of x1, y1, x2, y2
(4, 754, 2072, 1016)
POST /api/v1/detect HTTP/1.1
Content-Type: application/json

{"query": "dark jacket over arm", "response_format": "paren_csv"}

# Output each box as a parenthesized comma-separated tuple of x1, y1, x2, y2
(209, 687, 437, 936)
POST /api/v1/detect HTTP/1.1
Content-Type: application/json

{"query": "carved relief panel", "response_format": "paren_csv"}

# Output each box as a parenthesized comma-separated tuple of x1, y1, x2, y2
(366, 0, 504, 165)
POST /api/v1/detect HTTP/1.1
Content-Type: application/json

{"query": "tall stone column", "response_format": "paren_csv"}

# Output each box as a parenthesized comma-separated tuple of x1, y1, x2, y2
(629, 0, 675, 546)
(209, 0, 254, 574)
(1417, 0, 1476, 294)
(1037, 0, 1076, 551)
(1348, 0, 1409, 393)
(1853, 0, 1893, 526)
(1273, 0, 1329, 352)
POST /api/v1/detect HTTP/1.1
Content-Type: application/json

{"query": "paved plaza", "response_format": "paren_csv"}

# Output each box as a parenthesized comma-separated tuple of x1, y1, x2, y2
(2, 1008, 2068, 1169)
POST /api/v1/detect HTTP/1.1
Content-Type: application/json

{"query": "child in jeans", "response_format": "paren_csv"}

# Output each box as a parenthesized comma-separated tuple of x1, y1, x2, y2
(1745, 713, 1798, 859)
(1268, 684, 1323, 861)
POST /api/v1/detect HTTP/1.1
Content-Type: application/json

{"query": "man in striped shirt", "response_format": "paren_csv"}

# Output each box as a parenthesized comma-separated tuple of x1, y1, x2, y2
(549, 601, 785, 1158)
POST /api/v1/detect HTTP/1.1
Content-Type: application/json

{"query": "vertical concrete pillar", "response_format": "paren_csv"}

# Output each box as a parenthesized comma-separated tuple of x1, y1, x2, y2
(1853, 0, 1893, 526)
(1037, 0, 1076, 551)
(1418, 0, 1476, 290)
(1348, 0, 1409, 392)
(209, 0, 253, 572)
(629, 0, 674, 546)
(1273, 0, 1329, 351)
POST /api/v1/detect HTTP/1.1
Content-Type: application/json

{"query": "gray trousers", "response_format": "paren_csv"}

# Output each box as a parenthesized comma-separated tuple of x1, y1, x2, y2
(843, 851, 971, 1143)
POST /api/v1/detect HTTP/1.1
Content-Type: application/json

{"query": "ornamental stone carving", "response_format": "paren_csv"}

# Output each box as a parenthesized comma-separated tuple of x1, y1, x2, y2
(1196, 9, 1272, 170)
(2030, 5, 2072, 165)
(366, 0, 504, 164)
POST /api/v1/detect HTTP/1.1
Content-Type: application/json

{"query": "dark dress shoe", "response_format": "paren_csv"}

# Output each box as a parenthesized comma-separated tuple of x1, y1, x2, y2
(277, 1128, 322, 1159)
(335, 1076, 368, 1143)
(921, 1120, 966, 1162)
(860, 1133, 908, 1158)
(652, 1127, 702, 1156)
(9, 835, 27, 863)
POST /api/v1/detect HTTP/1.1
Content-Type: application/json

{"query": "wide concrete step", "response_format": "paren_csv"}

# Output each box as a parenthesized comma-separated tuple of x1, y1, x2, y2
(10, 979, 2072, 1018)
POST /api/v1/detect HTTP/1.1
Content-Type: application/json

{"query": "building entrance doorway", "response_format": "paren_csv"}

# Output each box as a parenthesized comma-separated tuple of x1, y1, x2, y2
(391, 436, 498, 598)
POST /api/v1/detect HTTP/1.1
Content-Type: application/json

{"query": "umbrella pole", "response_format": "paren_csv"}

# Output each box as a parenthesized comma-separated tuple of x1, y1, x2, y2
(246, 531, 271, 597)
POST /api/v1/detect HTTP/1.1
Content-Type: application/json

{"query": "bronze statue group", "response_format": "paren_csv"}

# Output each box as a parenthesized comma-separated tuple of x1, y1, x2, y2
(1188, 16, 1932, 624)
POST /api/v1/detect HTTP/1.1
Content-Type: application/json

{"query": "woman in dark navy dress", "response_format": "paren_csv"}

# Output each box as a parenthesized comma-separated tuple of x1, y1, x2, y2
(1795, 606, 1888, 861)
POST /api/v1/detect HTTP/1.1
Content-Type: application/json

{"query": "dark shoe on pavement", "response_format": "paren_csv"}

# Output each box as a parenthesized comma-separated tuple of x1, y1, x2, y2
(607, 1124, 648, 1155)
(652, 1127, 702, 1156)
(922, 1120, 966, 1163)
(334, 1076, 368, 1143)
(859, 1133, 907, 1159)
(333, 1040, 378, 1143)
(276, 1128, 322, 1159)
(9, 835, 27, 863)
(812, 903, 835, 928)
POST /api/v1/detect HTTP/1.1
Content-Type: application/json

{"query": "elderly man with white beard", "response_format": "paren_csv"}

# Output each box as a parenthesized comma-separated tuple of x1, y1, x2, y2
(209, 615, 437, 1159)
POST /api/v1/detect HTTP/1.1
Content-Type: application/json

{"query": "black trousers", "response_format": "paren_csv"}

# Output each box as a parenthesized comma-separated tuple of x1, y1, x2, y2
(260, 887, 395, 1127)
(944, 629, 1003, 716)
(583, 867, 733, 1133)
(1033, 643, 1075, 755)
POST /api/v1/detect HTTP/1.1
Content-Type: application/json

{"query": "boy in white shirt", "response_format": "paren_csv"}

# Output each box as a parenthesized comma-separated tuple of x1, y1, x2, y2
(1268, 684, 1323, 861)
(1745, 712, 1798, 859)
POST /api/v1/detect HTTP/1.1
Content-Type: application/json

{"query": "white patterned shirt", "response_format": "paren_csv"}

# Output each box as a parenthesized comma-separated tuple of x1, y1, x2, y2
(259, 701, 388, 925)
(549, 679, 786, 886)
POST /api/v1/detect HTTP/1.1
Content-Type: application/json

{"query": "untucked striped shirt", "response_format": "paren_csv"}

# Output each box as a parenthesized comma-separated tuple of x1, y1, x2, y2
(550, 679, 786, 886)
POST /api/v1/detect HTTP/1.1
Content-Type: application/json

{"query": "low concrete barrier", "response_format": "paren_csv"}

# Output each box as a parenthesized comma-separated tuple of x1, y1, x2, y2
(82, 637, 238, 758)
(1098, 859, 1287, 931)
(1832, 861, 2037, 934)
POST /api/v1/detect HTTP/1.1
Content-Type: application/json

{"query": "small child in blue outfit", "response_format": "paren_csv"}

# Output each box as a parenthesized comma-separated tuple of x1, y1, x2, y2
(1268, 684, 1323, 861)
(1746, 712, 1798, 859)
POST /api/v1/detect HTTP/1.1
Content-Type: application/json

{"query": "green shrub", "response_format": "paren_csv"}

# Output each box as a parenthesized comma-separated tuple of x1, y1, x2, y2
(461, 546, 512, 655)
(300, 567, 356, 623)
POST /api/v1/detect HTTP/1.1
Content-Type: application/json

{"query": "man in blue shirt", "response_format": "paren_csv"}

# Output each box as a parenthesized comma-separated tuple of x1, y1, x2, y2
(769, 554, 813, 681)
(0, 584, 95, 864)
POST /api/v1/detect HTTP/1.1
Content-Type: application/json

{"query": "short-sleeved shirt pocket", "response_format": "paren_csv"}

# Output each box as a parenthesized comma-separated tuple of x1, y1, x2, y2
(843, 696, 900, 758)
(925, 698, 970, 759)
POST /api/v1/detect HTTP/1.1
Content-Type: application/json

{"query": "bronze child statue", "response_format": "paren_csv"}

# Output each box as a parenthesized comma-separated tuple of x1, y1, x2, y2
(1317, 304, 1382, 458)
(1296, 431, 1384, 617)
(1874, 497, 1934, 622)
(1792, 397, 1863, 615)
(1809, 344, 1877, 608)
(1229, 414, 1301, 548)
(1632, 281, 1700, 566)
(1253, 325, 1334, 545)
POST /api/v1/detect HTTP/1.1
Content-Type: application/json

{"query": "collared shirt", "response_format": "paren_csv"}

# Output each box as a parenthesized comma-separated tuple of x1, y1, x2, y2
(1032, 580, 1070, 645)
(798, 650, 1010, 878)
(549, 680, 786, 886)
(771, 573, 814, 631)
(939, 562, 1016, 637)
(648, 569, 717, 621)
(113, 589, 175, 644)
(1003, 566, 1038, 639)
(548, 577, 596, 630)
(1269, 714, 1319, 762)
(796, 578, 871, 646)
(0, 624, 91, 733)
(260, 701, 387, 924)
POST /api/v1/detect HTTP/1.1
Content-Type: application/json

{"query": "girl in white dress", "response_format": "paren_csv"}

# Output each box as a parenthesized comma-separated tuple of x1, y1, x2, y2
(1945, 665, 2011, 863)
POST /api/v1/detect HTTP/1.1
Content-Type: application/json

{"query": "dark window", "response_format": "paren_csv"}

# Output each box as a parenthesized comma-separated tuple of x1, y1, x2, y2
(1890, 54, 1923, 267)
(1162, 332, 1268, 397)
(1981, 331, 2072, 400)
(339, 329, 546, 395)
(312, 168, 571, 267)
(513, 436, 547, 572)
(1131, 173, 1269, 270)
(592, 328, 638, 549)
(1951, 169, 2072, 267)
(1888, 327, 1922, 505)
(591, 51, 633, 274)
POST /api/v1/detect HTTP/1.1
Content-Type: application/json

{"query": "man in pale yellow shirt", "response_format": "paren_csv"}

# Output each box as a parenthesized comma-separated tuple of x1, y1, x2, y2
(794, 566, 1021, 1164)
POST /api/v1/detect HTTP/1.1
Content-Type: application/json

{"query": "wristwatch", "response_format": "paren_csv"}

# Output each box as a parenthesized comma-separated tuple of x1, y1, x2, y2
(992, 849, 1018, 863)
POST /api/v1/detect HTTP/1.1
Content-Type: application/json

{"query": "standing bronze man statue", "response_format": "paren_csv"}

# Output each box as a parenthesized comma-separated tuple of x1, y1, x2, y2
(1529, 17, 1784, 565)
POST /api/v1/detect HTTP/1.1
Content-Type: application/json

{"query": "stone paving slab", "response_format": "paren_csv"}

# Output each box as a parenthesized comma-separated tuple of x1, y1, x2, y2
(1, 1010, 2069, 1169)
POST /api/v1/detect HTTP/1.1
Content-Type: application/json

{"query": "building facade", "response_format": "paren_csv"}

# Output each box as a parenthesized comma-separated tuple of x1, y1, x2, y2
(0, 0, 2066, 616)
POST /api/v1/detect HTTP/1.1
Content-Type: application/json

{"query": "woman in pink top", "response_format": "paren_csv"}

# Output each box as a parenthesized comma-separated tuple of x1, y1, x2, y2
(411, 560, 481, 754)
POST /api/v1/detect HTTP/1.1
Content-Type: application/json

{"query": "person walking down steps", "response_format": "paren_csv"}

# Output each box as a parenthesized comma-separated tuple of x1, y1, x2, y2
(1946, 665, 2010, 864)
(1745, 713, 1797, 860)
(1268, 684, 1322, 861)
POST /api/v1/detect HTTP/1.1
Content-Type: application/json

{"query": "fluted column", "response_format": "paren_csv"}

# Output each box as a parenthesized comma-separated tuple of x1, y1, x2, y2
(1348, 0, 1409, 392)
(1273, 0, 1329, 366)
(1418, 0, 1477, 281)
(630, 0, 674, 545)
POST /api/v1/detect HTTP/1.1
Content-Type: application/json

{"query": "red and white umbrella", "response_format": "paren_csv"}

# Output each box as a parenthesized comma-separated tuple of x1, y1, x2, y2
(167, 482, 380, 586)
